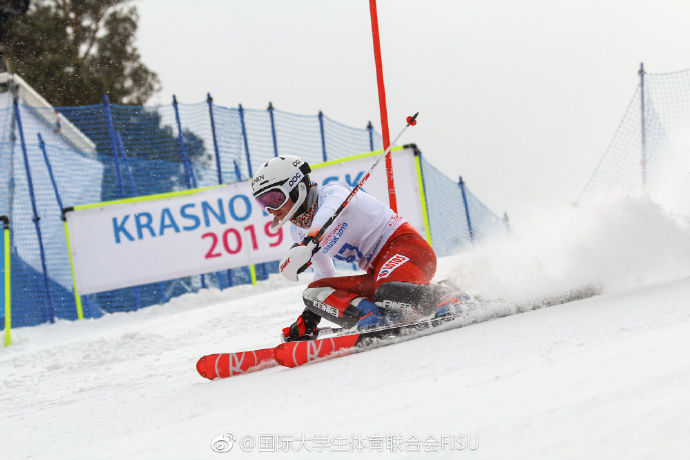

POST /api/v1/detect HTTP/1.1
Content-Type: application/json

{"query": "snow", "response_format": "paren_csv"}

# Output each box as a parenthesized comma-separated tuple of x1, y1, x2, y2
(2, 196, 690, 459)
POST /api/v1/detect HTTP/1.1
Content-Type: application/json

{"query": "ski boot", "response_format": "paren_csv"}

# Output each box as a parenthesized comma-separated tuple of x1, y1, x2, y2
(355, 298, 402, 329)
(373, 280, 469, 320)
(302, 287, 399, 331)
(432, 279, 471, 318)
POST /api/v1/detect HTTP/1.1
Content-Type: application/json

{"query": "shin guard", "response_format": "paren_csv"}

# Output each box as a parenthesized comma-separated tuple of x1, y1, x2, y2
(374, 281, 454, 317)
(302, 287, 367, 328)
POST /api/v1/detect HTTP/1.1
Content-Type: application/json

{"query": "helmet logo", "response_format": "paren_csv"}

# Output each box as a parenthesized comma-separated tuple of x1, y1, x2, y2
(292, 159, 301, 167)
(287, 171, 303, 187)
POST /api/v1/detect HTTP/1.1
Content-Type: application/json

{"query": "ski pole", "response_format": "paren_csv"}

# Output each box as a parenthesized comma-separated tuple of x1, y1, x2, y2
(301, 112, 419, 250)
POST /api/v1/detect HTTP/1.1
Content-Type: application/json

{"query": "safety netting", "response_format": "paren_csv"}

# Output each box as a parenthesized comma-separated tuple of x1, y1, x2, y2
(1, 86, 502, 328)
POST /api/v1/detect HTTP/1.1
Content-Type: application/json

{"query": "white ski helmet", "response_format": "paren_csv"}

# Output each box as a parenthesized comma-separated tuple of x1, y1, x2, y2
(251, 155, 312, 229)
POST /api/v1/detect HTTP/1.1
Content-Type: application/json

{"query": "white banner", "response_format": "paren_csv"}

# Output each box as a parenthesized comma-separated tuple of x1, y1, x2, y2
(65, 147, 427, 294)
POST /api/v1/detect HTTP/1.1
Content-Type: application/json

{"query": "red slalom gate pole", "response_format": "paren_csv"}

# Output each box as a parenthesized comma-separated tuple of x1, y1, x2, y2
(369, 0, 398, 213)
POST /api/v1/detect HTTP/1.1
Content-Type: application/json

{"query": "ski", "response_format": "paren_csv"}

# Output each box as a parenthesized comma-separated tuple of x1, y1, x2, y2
(195, 327, 344, 380)
(195, 311, 468, 379)
(196, 287, 600, 380)
(274, 310, 467, 368)
(196, 347, 277, 380)
(271, 286, 600, 368)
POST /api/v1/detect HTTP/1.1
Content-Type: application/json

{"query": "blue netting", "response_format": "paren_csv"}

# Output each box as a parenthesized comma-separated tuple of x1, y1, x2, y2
(323, 115, 381, 159)
(419, 156, 504, 255)
(0, 93, 502, 329)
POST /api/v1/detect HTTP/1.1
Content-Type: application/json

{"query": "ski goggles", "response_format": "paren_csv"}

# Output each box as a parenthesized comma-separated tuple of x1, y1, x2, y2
(253, 161, 311, 211)
(254, 186, 291, 211)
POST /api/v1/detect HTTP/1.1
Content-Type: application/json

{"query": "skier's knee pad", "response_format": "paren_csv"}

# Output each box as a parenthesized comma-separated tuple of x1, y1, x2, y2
(374, 281, 446, 316)
(302, 287, 368, 328)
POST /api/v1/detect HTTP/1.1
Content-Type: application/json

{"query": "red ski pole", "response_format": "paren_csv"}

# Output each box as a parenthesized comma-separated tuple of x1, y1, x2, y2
(302, 112, 419, 250)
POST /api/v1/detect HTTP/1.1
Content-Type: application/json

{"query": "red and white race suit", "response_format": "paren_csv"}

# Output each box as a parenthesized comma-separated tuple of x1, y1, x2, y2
(289, 183, 436, 297)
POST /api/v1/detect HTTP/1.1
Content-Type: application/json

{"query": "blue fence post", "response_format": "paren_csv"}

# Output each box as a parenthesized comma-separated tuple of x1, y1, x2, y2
(172, 95, 197, 189)
(116, 132, 167, 304)
(206, 93, 232, 290)
(367, 121, 374, 152)
(238, 103, 253, 177)
(236, 104, 257, 286)
(118, 134, 167, 304)
(233, 160, 242, 182)
(221, 158, 246, 287)
(237, 104, 266, 282)
(458, 176, 474, 242)
(38, 134, 64, 211)
(206, 93, 223, 184)
(114, 131, 144, 309)
(13, 97, 55, 323)
(240, 105, 260, 282)
(262, 101, 280, 281)
(114, 137, 138, 212)
(172, 95, 204, 289)
(38, 134, 91, 318)
(103, 94, 126, 199)
(115, 132, 137, 194)
(318, 110, 327, 162)
(268, 102, 279, 157)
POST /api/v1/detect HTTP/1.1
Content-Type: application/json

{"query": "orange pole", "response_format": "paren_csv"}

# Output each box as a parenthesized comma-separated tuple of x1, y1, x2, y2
(369, 0, 398, 212)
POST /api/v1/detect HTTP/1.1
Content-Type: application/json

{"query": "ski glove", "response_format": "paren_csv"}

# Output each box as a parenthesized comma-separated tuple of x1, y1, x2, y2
(279, 237, 319, 282)
(282, 310, 321, 342)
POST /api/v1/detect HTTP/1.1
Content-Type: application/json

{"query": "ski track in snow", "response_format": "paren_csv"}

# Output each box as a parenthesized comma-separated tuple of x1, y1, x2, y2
(2, 196, 690, 459)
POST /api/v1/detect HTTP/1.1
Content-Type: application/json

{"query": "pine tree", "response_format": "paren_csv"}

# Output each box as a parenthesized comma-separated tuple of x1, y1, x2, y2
(1, 0, 159, 105)
(0, 1, 31, 59)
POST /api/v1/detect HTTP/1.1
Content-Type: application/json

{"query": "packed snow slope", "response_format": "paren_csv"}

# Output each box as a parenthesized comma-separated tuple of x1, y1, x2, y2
(1, 196, 690, 460)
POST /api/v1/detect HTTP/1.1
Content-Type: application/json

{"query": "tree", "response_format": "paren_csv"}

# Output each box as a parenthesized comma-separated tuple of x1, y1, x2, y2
(2, 1, 218, 314)
(1, 0, 159, 106)
(0, 1, 31, 66)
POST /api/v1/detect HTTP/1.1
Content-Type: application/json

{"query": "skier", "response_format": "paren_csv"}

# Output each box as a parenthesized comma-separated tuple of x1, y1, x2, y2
(251, 155, 460, 342)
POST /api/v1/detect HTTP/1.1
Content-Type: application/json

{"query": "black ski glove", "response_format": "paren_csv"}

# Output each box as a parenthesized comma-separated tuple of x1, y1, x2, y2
(282, 309, 321, 342)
